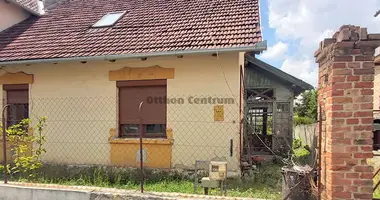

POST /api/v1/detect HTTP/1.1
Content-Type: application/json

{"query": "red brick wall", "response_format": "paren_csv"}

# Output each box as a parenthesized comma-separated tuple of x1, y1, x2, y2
(315, 25, 380, 200)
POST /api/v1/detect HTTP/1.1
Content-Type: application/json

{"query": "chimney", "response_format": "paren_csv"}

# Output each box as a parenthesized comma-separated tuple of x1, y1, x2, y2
(37, 0, 45, 15)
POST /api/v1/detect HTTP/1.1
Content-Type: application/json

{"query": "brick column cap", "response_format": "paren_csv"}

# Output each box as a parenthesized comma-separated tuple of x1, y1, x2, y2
(315, 25, 380, 63)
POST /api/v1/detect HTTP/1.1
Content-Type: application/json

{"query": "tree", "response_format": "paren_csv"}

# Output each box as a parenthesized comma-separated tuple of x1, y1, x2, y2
(294, 89, 318, 121)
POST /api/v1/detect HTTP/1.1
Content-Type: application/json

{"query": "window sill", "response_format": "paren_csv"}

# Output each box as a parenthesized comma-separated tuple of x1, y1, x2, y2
(108, 128, 173, 145)
(109, 138, 173, 145)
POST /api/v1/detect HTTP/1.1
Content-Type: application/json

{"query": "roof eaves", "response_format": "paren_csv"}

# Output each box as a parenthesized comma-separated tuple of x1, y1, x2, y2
(258, 0, 263, 40)
(245, 54, 314, 91)
(0, 41, 268, 65)
(8, 0, 41, 16)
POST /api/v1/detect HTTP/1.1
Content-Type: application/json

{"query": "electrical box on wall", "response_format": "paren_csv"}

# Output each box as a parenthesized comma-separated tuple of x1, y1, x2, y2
(209, 161, 227, 181)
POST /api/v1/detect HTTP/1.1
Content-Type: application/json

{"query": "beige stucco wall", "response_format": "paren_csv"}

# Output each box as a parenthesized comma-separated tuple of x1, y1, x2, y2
(0, 53, 242, 170)
(0, 0, 30, 32)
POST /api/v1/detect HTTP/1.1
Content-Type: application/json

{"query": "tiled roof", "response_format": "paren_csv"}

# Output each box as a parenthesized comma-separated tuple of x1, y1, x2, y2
(12, 0, 40, 15)
(0, 0, 262, 63)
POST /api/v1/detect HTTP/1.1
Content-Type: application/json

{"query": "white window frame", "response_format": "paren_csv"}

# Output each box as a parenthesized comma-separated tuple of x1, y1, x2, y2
(92, 11, 127, 28)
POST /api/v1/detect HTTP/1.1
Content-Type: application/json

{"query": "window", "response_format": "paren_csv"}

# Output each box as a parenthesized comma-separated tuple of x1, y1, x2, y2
(247, 107, 273, 135)
(93, 11, 126, 28)
(117, 80, 167, 138)
(277, 102, 290, 113)
(3, 84, 29, 128)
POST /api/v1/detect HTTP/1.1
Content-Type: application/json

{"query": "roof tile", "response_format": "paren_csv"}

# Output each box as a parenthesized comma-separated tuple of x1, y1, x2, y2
(0, 0, 261, 62)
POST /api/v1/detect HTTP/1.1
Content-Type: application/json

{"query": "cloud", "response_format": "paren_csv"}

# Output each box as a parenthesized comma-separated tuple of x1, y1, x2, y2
(268, 0, 380, 44)
(265, 0, 380, 87)
(259, 41, 288, 60)
(280, 58, 318, 87)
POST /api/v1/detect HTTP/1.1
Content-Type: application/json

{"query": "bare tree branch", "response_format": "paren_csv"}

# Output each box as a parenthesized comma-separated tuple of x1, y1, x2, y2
(375, 10, 380, 17)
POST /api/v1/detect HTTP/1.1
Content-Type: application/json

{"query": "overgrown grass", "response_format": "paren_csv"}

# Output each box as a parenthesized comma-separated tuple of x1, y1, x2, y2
(374, 173, 380, 198)
(292, 138, 312, 165)
(6, 164, 282, 199)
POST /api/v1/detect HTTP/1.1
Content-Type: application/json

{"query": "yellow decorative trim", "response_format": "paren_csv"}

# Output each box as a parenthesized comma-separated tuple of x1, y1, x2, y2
(166, 128, 173, 140)
(109, 65, 174, 81)
(108, 128, 174, 145)
(109, 139, 173, 145)
(0, 72, 33, 84)
(109, 128, 116, 140)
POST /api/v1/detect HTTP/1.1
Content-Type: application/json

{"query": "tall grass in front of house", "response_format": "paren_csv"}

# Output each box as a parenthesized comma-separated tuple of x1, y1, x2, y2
(10, 164, 282, 199)
(374, 173, 380, 198)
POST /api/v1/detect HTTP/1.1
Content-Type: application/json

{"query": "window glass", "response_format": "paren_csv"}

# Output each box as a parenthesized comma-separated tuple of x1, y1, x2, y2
(120, 124, 140, 137)
(145, 124, 166, 138)
(93, 11, 126, 27)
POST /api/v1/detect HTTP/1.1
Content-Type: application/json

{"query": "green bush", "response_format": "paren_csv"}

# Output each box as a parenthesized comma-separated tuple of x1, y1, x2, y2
(293, 116, 315, 126)
(292, 138, 302, 149)
(292, 139, 312, 165)
(0, 117, 47, 178)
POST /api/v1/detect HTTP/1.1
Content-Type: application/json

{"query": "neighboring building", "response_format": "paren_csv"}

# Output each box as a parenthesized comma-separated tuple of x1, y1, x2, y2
(243, 55, 312, 165)
(0, 0, 41, 32)
(0, 0, 311, 172)
(373, 47, 380, 150)
(374, 47, 380, 118)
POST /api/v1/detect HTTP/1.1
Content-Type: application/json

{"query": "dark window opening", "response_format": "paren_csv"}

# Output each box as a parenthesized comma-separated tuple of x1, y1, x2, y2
(120, 124, 166, 138)
(3, 84, 29, 129)
(247, 107, 273, 135)
(117, 80, 167, 138)
(245, 107, 273, 153)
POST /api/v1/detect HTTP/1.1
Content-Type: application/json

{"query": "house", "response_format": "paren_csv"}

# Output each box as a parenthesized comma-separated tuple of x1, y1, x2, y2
(0, 0, 42, 32)
(0, 0, 311, 172)
(242, 54, 313, 166)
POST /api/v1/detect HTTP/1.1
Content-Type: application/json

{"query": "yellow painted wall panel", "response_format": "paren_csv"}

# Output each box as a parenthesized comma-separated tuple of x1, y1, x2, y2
(110, 143, 172, 169)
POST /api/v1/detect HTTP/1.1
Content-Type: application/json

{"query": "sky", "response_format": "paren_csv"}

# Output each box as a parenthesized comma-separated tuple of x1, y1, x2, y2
(257, 0, 380, 87)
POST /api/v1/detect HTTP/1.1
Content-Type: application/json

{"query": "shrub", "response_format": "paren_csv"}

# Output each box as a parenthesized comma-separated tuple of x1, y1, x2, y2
(0, 117, 47, 178)
(292, 139, 311, 165)
(293, 116, 315, 126)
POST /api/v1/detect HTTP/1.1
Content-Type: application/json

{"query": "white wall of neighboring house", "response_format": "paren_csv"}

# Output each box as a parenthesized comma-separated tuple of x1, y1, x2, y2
(0, 0, 30, 32)
(375, 65, 380, 117)
(374, 47, 380, 119)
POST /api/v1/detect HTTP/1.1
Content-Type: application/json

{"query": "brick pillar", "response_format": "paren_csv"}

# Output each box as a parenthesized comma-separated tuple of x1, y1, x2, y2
(315, 25, 380, 200)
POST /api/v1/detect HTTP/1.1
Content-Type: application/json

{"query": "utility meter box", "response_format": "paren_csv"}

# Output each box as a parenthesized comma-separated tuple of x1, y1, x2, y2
(209, 161, 227, 180)
(201, 177, 219, 188)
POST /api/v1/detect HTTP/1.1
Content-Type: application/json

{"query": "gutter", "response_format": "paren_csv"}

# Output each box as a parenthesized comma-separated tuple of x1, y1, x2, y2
(0, 41, 267, 65)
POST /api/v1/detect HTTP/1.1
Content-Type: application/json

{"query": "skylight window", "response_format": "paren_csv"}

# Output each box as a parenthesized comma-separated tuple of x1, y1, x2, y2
(92, 11, 126, 28)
